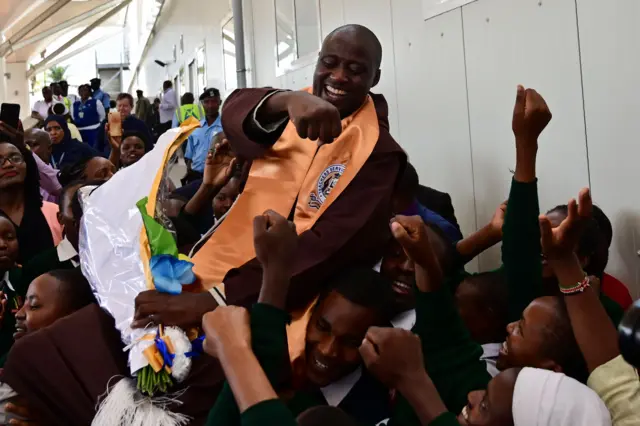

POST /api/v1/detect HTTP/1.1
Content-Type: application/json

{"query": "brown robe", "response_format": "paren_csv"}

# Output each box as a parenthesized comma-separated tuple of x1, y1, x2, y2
(1, 305, 223, 426)
(219, 88, 406, 311)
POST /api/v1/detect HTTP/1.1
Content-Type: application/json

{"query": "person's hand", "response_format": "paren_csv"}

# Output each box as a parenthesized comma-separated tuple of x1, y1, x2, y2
(390, 215, 431, 268)
(131, 290, 216, 329)
(512, 85, 552, 146)
(285, 91, 342, 144)
(253, 210, 298, 272)
(108, 135, 122, 151)
(360, 327, 425, 390)
(489, 201, 507, 237)
(5, 397, 40, 425)
(0, 121, 25, 149)
(539, 187, 592, 262)
(202, 306, 251, 359)
(203, 138, 236, 188)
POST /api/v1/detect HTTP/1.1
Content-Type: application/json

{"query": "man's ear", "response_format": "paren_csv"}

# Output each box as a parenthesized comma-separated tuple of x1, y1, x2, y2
(372, 69, 381, 88)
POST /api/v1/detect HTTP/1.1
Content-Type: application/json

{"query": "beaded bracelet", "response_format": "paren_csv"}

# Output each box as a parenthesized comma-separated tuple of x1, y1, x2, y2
(560, 275, 591, 295)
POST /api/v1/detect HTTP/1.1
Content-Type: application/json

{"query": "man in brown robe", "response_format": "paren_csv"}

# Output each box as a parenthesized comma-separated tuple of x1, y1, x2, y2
(132, 24, 406, 330)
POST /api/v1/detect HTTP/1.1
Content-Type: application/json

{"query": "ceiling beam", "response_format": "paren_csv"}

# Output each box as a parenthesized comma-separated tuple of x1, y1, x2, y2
(27, 0, 131, 78)
(9, 0, 124, 55)
(39, 28, 124, 73)
(0, 0, 72, 57)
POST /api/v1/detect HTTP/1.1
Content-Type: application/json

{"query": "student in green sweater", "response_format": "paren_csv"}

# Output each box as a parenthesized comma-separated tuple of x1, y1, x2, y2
(379, 211, 610, 426)
(441, 86, 620, 385)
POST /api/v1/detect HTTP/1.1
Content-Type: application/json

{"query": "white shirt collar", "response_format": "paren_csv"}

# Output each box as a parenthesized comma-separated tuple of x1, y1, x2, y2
(57, 237, 79, 267)
(391, 309, 416, 330)
(320, 367, 362, 407)
(317, 309, 417, 408)
(481, 343, 502, 377)
(1, 271, 14, 292)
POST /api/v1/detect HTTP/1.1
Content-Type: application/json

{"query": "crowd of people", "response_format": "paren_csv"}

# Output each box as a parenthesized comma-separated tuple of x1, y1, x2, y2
(0, 23, 637, 425)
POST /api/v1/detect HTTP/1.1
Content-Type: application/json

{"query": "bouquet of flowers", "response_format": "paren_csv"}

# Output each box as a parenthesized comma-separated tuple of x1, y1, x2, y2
(79, 119, 202, 426)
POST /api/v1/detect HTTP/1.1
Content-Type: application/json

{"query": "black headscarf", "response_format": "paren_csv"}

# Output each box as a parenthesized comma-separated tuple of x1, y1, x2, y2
(44, 115, 102, 169)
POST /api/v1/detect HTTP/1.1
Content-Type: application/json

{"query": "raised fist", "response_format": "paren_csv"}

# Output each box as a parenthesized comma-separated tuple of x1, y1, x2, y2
(512, 85, 552, 143)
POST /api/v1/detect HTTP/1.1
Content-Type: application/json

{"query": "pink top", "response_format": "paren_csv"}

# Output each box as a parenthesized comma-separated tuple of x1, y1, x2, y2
(41, 201, 62, 245)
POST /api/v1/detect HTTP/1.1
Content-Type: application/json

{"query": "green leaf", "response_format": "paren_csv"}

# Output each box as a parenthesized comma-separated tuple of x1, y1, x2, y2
(136, 197, 178, 257)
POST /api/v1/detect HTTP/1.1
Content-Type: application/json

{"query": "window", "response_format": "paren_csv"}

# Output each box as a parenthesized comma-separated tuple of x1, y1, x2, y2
(179, 35, 184, 54)
(222, 17, 237, 91)
(179, 66, 186, 97)
(196, 45, 206, 93)
(172, 45, 177, 62)
(274, 0, 320, 74)
(188, 60, 196, 94)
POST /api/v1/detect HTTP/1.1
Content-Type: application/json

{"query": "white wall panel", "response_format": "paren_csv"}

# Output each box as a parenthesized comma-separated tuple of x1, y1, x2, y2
(319, 0, 344, 39)
(139, 0, 230, 97)
(463, 0, 589, 269)
(577, 0, 640, 297)
(392, 2, 478, 270)
(342, 0, 399, 137)
(251, 0, 279, 88)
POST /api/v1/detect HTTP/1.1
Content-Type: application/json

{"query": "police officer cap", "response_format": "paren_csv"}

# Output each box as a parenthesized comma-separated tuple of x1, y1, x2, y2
(90, 78, 101, 84)
(199, 87, 220, 101)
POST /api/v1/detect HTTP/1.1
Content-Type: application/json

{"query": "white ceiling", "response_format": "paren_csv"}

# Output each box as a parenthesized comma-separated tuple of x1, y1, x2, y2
(1, 0, 127, 63)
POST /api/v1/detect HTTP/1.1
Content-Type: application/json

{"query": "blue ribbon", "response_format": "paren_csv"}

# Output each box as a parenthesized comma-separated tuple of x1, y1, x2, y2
(185, 335, 205, 358)
(155, 332, 175, 368)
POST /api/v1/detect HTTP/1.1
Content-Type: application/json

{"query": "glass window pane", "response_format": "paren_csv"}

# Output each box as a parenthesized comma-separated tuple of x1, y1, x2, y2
(294, 0, 319, 57)
(275, 0, 296, 68)
(196, 46, 206, 92)
(222, 18, 237, 91)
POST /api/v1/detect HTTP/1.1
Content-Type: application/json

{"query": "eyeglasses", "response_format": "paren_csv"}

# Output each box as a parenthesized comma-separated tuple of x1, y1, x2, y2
(0, 153, 24, 165)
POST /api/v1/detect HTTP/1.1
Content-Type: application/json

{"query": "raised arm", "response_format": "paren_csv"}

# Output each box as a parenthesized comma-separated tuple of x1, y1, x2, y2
(389, 216, 490, 417)
(204, 210, 298, 426)
(221, 88, 342, 160)
(539, 188, 618, 371)
(202, 307, 296, 426)
(184, 139, 236, 217)
(453, 202, 505, 267)
(360, 328, 457, 426)
(503, 86, 551, 321)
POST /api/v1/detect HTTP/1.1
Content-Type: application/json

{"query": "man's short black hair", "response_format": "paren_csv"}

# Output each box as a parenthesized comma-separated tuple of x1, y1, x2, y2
(321, 266, 395, 323)
(325, 24, 382, 69)
(47, 269, 97, 313)
(541, 296, 589, 383)
(182, 92, 195, 105)
(459, 270, 509, 335)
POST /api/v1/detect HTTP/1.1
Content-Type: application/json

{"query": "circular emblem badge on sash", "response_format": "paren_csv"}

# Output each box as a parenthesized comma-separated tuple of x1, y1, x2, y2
(308, 163, 345, 209)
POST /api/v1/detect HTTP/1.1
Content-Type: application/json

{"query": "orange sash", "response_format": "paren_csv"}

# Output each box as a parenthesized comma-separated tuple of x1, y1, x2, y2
(191, 88, 381, 363)
(192, 88, 380, 291)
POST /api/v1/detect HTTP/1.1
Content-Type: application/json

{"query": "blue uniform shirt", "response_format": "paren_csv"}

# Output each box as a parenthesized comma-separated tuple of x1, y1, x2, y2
(185, 116, 222, 173)
(92, 89, 111, 110)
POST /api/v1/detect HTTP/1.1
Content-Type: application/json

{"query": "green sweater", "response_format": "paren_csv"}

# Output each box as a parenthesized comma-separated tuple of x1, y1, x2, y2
(207, 291, 488, 426)
(453, 179, 622, 325)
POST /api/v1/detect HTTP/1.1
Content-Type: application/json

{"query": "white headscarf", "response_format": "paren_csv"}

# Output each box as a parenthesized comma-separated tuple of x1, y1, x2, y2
(512, 368, 611, 426)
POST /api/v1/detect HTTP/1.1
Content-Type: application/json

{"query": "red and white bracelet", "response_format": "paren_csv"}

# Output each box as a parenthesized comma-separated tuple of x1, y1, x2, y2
(560, 275, 591, 295)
